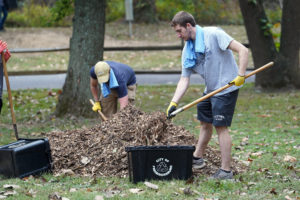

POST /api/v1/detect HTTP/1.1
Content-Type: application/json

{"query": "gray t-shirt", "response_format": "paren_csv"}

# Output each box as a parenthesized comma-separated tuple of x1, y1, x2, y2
(182, 26, 239, 96)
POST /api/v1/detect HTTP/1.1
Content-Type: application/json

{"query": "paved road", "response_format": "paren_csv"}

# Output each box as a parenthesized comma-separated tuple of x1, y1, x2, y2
(3, 71, 255, 90)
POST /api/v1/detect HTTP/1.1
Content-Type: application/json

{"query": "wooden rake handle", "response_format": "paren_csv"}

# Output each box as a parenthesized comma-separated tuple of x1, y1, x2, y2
(170, 61, 274, 117)
(2, 51, 19, 139)
(89, 99, 108, 121)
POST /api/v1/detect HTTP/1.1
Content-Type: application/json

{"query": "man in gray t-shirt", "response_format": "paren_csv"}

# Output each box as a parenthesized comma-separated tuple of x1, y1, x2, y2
(166, 11, 249, 179)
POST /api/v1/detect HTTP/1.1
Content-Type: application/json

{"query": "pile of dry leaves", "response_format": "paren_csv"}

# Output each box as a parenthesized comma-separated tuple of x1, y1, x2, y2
(46, 105, 246, 178)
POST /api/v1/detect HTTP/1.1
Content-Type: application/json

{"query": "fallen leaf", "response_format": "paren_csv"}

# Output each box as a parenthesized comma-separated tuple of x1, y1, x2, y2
(286, 165, 294, 170)
(283, 189, 295, 194)
(276, 124, 282, 128)
(259, 114, 272, 118)
(292, 116, 298, 121)
(283, 155, 297, 162)
(55, 169, 75, 176)
(182, 187, 193, 195)
(235, 146, 244, 150)
(247, 182, 256, 186)
(129, 188, 143, 194)
(257, 168, 269, 172)
(3, 185, 20, 190)
(241, 160, 251, 166)
(270, 188, 277, 195)
(94, 196, 104, 200)
(251, 151, 263, 157)
(81, 156, 91, 165)
(3, 190, 17, 196)
(144, 182, 158, 190)
(103, 189, 120, 198)
(25, 189, 37, 197)
(185, 177, 194, 184)
(49, 193, 61, 200)
(285, 195, 292, 200)
(69, 188, 77, 192)
(293, 145, 300, 150)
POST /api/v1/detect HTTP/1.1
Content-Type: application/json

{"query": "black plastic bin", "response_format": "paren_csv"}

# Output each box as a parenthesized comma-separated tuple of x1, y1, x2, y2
(0, 138, 52, 178)
(125, 145, 195, 183)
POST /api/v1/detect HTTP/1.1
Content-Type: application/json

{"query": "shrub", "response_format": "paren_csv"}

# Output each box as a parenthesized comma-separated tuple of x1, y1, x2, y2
(6, 0, 55, 27)
(156, 0, 243, 25)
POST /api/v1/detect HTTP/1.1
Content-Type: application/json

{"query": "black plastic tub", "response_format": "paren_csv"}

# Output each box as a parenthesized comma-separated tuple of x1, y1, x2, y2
(0, 138, 52, 178)
(125, 145, 195, 183)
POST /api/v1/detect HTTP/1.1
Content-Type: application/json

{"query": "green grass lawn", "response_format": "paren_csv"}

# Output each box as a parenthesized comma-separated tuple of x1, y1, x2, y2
(0, 84, 299, 199)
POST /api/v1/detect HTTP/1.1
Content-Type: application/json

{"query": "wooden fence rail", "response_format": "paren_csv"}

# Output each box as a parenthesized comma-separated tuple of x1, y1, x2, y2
(10, 43, 249, 53)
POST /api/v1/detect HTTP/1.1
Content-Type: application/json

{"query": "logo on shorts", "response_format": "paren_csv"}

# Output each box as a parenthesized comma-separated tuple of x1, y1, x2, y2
(214, 115, 225, 121)
(152, 158, 173, 177)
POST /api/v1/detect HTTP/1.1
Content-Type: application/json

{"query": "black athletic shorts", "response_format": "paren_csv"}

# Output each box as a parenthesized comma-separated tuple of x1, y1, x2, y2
(197, 89, 239, 127)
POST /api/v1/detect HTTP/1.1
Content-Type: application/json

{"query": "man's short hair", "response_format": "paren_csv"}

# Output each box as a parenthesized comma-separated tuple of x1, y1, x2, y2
(171, 11, 196, 28)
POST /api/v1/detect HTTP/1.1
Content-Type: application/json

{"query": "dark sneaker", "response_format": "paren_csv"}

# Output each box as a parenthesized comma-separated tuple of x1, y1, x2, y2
(210, 169, 233, 180)
(192, 158, 206, 169)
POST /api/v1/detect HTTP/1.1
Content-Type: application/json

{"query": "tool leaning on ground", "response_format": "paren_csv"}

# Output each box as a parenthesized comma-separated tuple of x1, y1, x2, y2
(168, 61, 274, 119)
(89, 99, 108, 121)
(1, 42, 19, 139)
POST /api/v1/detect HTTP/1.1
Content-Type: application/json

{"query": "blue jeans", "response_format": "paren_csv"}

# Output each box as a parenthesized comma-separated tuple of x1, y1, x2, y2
(0, 5, 8, 30)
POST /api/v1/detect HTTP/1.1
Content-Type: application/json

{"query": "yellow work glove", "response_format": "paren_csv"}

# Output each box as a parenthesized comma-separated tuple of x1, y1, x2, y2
(166, 101, 178, 119)
(92, 101, 101, 112)
(230, 75, 245, 86)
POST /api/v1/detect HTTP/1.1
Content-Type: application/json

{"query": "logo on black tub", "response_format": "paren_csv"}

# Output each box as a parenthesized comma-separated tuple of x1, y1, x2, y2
(152, 158, 173, 176)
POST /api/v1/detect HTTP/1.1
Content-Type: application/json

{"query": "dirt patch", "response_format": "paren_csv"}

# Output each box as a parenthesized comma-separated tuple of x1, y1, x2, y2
(1, 22, 178, 49)
(1, 28, 72, 49)
(46, 105, 247, 178)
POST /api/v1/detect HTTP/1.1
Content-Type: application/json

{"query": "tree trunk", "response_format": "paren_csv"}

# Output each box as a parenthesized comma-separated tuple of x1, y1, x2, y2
(133, 0, 157, 23)
(239, 0, 279, 88)
(55, 0, 105, 117)
(239, 0, 300, 88)
(280, 0, 300, 87)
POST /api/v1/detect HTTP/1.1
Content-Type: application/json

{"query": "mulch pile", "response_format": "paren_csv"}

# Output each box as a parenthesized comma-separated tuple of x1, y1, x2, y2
(46, 105, 246, 178)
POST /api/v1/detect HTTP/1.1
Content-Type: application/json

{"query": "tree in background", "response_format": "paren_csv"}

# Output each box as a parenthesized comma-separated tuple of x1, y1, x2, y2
(55, 0, 105, 117)
(239, 0, 300, 88)
(133, 0, 157, 23)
